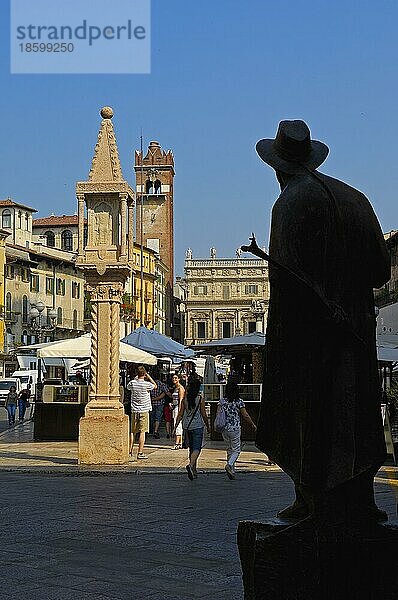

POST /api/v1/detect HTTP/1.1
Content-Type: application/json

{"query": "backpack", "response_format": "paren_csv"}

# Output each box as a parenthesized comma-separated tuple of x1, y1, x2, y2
(214, 401, 227, 432)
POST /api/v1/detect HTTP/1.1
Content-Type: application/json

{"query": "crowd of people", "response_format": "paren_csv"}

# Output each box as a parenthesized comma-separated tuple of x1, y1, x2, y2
(123, 363, 257, 480)
(2, 362, 258, 479)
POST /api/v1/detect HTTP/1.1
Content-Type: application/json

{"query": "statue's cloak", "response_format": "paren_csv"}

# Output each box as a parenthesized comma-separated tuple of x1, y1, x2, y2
(256, 172, 390, 490)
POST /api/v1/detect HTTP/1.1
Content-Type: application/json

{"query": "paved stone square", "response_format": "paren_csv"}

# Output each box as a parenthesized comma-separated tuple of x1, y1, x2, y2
(0, 417, 396, 599)
(0, 468, 396, 600)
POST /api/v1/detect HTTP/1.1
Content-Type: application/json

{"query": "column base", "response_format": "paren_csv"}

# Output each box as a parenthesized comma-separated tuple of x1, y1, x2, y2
(78, 413, 129, 465)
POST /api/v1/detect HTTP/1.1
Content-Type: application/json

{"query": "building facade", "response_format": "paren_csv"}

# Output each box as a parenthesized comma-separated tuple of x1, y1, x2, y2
(0, 227, 9, 368)
(32, 213, 167, 337)
(0, 198, 36, 247)
(32, 214, 84, 252)
(120, 244, 157, 336)
(375, 230, 398, 334)
(0, 200, 86, 376)
(134, 141, 174, 335)
(183, 248, 269, 345)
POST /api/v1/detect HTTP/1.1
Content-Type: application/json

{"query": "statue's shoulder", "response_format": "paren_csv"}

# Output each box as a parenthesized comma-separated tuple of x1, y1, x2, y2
(318, 172, 367, 201)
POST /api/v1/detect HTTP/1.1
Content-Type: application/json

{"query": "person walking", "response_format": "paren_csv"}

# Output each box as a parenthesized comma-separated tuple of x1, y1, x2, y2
(5, 385, 18, 427)
(127, 366, 156, 460)
(174, 377, 210, 480)
(170, 373, 185, 449)
(216, 381, 257, 480)
(149, 369, 167, 439)
(18, 384, 31, 422)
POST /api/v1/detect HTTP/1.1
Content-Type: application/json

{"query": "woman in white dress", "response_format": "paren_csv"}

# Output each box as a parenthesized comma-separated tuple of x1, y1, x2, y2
(171, 374, 185, 449)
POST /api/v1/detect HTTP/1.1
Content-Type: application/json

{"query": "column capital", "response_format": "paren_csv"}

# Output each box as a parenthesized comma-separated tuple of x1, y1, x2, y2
(86, 281, 124, 302)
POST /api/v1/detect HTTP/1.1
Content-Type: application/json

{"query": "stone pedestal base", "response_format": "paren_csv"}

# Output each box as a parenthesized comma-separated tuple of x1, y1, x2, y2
(78, 413, 129, 465)
(238, 518, 398, 599)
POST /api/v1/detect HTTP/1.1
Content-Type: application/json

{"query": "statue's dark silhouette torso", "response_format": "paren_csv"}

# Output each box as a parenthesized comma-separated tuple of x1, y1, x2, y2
(256, 171, 390, 512)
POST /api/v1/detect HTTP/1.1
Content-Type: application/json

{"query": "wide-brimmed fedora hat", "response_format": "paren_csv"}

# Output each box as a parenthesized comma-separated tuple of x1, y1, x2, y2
(256, 120, 329, 174)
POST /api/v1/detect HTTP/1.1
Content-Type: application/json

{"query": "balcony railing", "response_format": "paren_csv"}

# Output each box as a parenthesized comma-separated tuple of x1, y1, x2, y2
(56, 318, 85, 331)
(4, 311, 19, 324)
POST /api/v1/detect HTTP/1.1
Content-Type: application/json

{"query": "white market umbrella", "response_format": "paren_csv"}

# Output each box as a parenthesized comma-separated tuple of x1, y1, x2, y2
(37, 333, 157, 365)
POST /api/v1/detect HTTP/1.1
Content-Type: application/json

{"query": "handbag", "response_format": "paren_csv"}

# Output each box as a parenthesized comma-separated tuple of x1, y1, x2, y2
(182, 397, 201, 449)
(214, 401, 227, 433)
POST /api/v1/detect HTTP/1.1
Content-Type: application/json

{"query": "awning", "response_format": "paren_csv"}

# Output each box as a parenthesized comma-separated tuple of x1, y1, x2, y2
(37, 333, 157, 365)
(192, 332, 266, 355)
(122, 326, 194, 359)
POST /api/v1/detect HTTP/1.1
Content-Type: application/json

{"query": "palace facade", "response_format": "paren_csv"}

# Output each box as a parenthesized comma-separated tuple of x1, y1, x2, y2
(182, 248, 269, 345)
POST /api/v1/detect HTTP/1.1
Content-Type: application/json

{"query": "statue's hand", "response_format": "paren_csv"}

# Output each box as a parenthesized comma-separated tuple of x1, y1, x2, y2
(241, 233, 259, 254)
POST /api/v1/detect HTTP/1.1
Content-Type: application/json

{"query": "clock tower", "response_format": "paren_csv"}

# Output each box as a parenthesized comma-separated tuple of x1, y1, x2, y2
(135, 141, 174, 335)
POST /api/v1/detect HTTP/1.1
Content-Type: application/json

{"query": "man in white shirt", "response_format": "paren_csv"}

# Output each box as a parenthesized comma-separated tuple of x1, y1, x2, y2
(127, 365, 156, 460)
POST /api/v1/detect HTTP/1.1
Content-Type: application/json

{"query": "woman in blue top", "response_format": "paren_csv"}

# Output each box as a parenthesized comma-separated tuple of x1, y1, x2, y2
(216, 381, 257, 479)
(174, 377, 210, 480)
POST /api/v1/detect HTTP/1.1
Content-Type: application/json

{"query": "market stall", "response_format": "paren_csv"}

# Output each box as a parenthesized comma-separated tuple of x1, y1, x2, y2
(192, 332, 266, 441)
(33, 333, 156, 441)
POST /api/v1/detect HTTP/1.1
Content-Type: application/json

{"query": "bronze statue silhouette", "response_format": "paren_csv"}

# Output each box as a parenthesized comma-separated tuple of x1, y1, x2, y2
(242, 120, 390, 524)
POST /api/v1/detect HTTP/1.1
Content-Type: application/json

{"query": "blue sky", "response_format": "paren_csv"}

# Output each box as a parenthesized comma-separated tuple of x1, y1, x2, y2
(1, 0, 398, 274)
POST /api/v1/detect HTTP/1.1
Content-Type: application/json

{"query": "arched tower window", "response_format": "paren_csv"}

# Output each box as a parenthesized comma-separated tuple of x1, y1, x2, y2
(61, 230, 73, 251)
(154, 179, 161, 194)
(45, 230, 55, 248)
(145, 180, 153, 194)
(2, 210, 11, 229)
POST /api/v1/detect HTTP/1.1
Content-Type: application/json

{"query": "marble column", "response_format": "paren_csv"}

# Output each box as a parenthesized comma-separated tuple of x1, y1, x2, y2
(120, 193, 127, 259)
(127, 200, 134, 261)
(77, 193, 85, 259)
(78, 274, 129, 465)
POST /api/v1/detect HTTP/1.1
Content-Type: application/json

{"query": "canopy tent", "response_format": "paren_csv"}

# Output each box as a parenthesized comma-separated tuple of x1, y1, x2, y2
(122, 326, 194, 359)
(192, 332, 266, 356)
(37, 333, 157, 365)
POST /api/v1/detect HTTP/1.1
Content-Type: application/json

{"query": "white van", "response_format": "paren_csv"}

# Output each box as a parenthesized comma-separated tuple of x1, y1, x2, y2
(0, 378, 21, 406)
(11, 370, 37, 395)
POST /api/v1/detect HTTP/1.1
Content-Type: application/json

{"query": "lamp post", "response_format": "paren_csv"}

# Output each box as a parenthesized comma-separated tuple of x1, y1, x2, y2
(29, 301, 57, 401)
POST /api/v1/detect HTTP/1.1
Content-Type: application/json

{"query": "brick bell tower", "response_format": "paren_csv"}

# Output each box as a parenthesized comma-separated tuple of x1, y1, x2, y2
(135, 141, 174, 335)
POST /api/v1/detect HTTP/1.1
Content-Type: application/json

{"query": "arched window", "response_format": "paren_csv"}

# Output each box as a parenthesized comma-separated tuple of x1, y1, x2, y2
(145, 180, 153, 194)
(2, 210, 11, 229)
(57, 307, 63, 325)
(61, 230, 73, 251)
(154, 179, 161, 194)
(45, 230, 55, 248)
(25, 213, 29, 231)
(73, 309, 78, 330)
(21, 330, 28, 345)
(22, 295, 28, 324)
(5, 292, 11, 319)
(18, 211, 22, 228)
